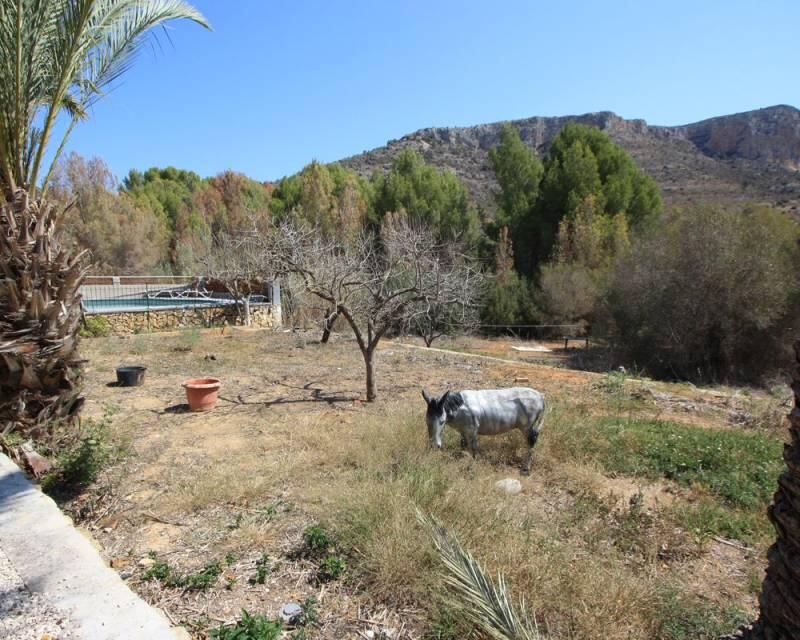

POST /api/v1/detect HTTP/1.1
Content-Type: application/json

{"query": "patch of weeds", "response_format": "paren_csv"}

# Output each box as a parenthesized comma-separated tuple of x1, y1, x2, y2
(299, 524, 346, 583)
(79, 315, 111, 338)
(249, 553, 270, 585)
(591, 369, 629, 396)
(317, 555, 346, 582)
(142, 560, 171, 582)
(296, 596, 320, 628)
(177, 326, 203, 350)
(42, 406, 123, 494)
(143, 557, 222, 591)
(731, 394, 788, 433)
(209, 610, 281, 640)
(426, 606, 471, 640)
(288, 597, 320, 639)
(175, 561, 222, 590)
(257, 500, 289, 522)
(225, 552, 237, 565)
(580, 418, 783, 510)
(670, 498, 770, 545)
(655, 587, 749, 640)
(302, 524, 333, 556)
(129, 336, 148, 355)
(747, 566, 764, 595)
(228, 512, 243, 530)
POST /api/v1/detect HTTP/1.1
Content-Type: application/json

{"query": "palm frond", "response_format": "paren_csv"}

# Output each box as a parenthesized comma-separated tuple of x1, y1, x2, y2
(416, 508, 542, 640)
(0, 0, 209, 194)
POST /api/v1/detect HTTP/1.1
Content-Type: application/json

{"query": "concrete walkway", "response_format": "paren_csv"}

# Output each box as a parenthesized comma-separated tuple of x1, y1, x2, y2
(0, 454, 179, 640)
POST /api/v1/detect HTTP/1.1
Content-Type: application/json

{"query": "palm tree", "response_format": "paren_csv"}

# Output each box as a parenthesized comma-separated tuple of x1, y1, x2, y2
(724, 341, 800, 640)
(0, 1, 208, 440)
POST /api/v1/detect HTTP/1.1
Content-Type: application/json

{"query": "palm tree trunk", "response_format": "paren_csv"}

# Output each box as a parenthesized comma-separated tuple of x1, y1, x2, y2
(723, 340, 800, 640)
(0, 189, 87, 441)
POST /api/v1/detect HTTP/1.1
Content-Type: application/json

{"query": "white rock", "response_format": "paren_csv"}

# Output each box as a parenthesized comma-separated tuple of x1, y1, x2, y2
(494, 478, 522, 494)
(280, 602, 302, 624)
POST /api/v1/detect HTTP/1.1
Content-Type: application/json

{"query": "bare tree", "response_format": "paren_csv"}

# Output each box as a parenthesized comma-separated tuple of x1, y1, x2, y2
(271, 216, 481, 401)
(405, 241, 484, 347)
(202, 219, 273, 325)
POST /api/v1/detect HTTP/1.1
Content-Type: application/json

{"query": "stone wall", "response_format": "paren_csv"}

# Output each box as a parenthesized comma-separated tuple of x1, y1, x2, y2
(91, 303, 281, 334)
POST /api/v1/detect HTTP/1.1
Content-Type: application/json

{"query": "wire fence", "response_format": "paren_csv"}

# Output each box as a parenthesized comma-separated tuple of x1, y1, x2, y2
(478, 323, 588, 339)
(80, 275, 276, 315)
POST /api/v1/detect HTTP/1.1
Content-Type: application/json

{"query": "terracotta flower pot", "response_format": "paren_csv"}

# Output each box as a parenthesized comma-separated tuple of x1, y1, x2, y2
(182, 377, 221, 412)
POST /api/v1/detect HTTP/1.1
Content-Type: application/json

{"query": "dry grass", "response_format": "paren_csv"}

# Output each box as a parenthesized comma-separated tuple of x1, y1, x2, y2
(69, 329, 780, 639)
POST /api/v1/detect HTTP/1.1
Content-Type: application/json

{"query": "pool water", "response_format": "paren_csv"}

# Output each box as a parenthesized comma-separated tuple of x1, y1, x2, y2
(82, 297, 235, 313)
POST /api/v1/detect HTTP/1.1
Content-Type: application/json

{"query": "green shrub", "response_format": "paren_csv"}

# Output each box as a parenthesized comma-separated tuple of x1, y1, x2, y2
(143, 557, 222, 591)
(249, 553, 270, 585)
(670, 499, 771, 544)
(317, 555, 346, 582)
(296, 596, 319, 628)
(607, 204, 800, 382)
(480, 271, 537, 327)
(209, 610, 281, 640)
(655, 587, 749, 640)
(142, 560, 171, 582)
(79, 315, 111, 338)
(42, 407, 120, 492)
(302, 524, 333, 556)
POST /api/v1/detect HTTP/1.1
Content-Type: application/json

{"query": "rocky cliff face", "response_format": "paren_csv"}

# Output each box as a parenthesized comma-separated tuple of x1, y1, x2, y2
(340, 105, 800, 216)
(674, 105, 800, 169)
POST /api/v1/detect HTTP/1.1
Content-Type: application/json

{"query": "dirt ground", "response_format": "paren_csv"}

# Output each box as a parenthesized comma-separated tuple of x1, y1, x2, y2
(67, 328, 782, 639)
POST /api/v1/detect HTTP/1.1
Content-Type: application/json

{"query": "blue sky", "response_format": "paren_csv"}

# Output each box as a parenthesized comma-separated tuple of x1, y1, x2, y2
(58, 0, 799, 183)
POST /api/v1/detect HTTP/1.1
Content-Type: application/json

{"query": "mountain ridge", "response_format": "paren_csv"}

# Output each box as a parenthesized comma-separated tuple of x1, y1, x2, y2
(340, 105, 800, 215)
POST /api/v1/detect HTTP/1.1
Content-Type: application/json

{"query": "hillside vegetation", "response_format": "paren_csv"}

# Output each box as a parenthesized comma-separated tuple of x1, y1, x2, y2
(52, 108, 800, 383)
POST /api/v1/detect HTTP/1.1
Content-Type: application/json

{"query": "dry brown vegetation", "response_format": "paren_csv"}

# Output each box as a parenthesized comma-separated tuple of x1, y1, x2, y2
(66, 329, 789, 639)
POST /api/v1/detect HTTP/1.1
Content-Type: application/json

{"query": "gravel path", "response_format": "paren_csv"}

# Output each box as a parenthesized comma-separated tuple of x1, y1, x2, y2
(0, 545, 77, 640)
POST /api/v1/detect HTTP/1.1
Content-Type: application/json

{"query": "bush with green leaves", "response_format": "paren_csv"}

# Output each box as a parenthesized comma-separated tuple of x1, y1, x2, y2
(209, 610, 281, 640)
(78, 315, 111, 338)
(302, 524, 333, 556)
(606, 204, 800, 381)
(317, 555, 346, 583)
(249, 553, 270, 585)
(42, 407, 121, 492)
(143, 558, 222, 591)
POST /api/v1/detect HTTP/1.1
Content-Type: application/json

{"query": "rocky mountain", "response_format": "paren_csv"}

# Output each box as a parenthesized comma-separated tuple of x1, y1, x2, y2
(340, 104, 800, 216)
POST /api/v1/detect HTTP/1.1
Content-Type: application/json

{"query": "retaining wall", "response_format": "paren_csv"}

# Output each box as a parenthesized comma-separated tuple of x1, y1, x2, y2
(92, 303, 281, 334)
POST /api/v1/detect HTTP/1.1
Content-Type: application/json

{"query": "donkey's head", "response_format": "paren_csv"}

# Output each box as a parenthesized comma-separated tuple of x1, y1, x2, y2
(422, 389, 463, 449)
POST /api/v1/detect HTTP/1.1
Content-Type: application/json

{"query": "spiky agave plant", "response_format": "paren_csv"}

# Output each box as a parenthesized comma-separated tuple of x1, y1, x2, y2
(416, 508, 542, 640)
(0, 1, 208, 442)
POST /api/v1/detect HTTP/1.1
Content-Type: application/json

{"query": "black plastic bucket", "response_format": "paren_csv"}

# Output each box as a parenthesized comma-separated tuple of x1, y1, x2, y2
(116, 365, 146, 387)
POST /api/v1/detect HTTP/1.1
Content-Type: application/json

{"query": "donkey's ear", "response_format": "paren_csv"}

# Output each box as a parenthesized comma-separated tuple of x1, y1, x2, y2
(422, 389, 432, 405)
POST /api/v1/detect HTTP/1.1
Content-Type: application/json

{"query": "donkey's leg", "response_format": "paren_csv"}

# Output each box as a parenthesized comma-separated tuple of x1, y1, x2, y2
(522, 409, 544, 475)
(469, 432, 479, 458)
(467, 420, 480, 458)
(522, 427, 539, 475)
(460, 434, 469, 450)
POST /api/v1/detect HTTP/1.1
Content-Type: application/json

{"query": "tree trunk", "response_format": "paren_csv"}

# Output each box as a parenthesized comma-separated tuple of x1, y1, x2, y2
(243, 296, 251, 327)
(722, 340, 800, 640)
(320, 309, 338, 344)
(0, 190, 87, 441)
(362, 346, 377, 402)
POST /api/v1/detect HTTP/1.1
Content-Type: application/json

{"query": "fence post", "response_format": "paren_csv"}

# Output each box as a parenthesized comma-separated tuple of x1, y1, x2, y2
(145, 282, 151, 333)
